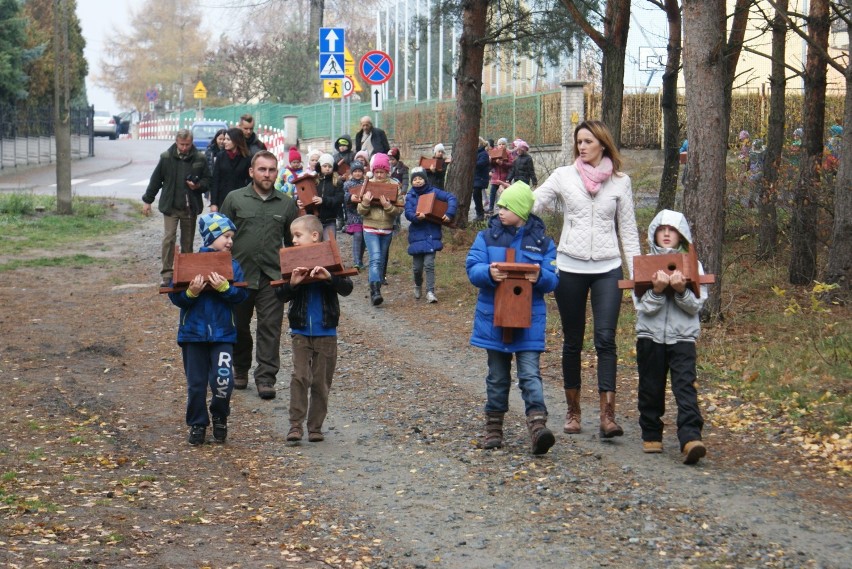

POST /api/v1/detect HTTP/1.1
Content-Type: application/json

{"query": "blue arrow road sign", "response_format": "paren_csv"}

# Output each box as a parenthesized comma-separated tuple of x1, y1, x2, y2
(319, 27, 345, 54)
(319, 27, 345, 79)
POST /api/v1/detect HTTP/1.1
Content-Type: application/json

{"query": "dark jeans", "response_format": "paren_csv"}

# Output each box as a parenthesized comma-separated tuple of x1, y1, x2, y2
(488, 184, 501, 212)
(182, 342, 233, 427)
(484, 350, 547, 416)
(472, 186, 486, 217)
(233, 275, 285, 386)
(636, 339, 703, 450)
(553, 267, 623, 392)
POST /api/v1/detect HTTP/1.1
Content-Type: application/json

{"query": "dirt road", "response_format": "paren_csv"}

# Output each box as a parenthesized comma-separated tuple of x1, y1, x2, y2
(0, 208, 849, 568)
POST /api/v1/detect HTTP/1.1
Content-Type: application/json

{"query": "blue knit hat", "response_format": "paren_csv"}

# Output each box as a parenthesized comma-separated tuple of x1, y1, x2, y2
(198, 213, 236, 247)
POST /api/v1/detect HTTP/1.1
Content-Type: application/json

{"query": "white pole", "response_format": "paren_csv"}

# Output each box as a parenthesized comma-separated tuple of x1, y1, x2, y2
(415, 0, 420, 101)
(438, 17, 444, 99)
(451, 25, 457, 99)
(426, 0, 431, 100)
(394, 1, 400, 101)
(404, 0, 410, 101)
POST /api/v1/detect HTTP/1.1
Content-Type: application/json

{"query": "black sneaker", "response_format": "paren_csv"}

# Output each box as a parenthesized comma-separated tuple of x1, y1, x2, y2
(188, 425, 206, 445)
(212, 417, 227, 443)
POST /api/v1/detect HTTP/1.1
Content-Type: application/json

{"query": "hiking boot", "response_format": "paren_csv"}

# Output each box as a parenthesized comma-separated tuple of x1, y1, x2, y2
(286, 423, 303, 442)
(257, 383, 276, 400)
(483, 412, 504, 450)
(599, 391, 624, 438)
(563, 388, 581, 434)
(308, 431, 325, 442)
(212, 417, 227, 443)
(414, 285, 422, 299)
(370, 283, 383, 306)
(683, 440, 706, 465)
(426, 291, 438, 303)
(233, 371, 249, 390)
(527, 413, 555, 455)
(188, 425, 206, 446)
(643, 441, 663, 454)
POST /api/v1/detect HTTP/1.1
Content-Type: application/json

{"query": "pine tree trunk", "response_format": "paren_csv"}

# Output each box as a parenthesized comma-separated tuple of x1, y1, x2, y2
(757, 0, 787, 261)
(657, 0, 682, 212)
(824, 65, 852, 297)
(682, 0, 728, 319)
(446, 0, 488, 226)
(600, 2, 630, 146)
(789, 0, 829, 285)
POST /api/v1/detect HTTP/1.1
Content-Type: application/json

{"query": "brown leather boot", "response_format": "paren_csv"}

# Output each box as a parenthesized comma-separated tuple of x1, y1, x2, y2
(599, 391, 624, 438)
(527, 413, 555, 455)
(483, 412, 504, 449)
(563, 388, 581, 434)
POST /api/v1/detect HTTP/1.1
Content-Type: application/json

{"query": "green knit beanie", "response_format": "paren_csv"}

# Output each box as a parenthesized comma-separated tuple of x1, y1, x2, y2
(496, 181, 534, 221)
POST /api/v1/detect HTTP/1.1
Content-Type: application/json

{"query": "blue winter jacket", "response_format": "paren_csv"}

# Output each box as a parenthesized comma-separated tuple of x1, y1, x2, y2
(168, 249, 248, 344)
(473, 146, 491, 189)
(466, 214, 558, 353)
(404, 183, 458, 255)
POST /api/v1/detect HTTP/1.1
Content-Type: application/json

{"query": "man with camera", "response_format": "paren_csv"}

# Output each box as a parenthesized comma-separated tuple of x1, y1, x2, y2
(142, 129, 211, 287)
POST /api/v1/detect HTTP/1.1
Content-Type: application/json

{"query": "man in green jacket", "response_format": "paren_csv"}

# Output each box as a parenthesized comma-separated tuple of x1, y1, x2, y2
(142, 129, 211, 286)
(220, 151, 299, 399)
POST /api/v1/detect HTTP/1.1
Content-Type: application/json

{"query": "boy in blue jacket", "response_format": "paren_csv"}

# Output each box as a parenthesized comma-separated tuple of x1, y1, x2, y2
(168, 213, 248, 445)
(404, 167, 458, 303)
(465, 181, 559, 454)
(275, 215, 354, 443)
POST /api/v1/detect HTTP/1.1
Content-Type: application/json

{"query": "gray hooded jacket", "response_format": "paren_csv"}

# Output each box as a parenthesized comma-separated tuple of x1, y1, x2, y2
(633, 209, 706, 344)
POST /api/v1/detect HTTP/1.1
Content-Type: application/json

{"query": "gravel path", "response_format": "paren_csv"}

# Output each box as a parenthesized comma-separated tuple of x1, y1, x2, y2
(258, 234, 851, 569)
(13, 208, 845, 569)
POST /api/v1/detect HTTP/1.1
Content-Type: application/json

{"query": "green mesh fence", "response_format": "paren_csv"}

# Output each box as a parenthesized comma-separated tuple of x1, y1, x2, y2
(171, 87, 843, 149)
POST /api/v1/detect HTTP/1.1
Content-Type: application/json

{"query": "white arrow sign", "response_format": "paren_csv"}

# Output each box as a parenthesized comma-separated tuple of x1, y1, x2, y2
(371, 87, 383, 111)
(325, 29, 340, 52)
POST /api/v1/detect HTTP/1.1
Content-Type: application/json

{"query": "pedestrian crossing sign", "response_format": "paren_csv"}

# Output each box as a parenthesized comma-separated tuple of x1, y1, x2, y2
(319, 53, 344, 78)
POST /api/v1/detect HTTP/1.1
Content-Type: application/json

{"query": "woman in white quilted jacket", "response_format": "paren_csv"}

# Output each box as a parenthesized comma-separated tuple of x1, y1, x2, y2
(532, 120, 641, 440)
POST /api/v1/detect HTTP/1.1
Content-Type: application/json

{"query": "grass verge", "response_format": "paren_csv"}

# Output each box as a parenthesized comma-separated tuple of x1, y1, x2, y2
(0, 193, 136, 258)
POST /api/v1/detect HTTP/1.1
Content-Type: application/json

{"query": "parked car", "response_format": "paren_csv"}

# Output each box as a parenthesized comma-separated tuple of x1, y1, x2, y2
(93, 111, 118, 140)
(191, 120, 228, 151)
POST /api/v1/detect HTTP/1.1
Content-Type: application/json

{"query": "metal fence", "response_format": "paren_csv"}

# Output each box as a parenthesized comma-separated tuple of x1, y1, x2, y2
(0, 105, 94, 171)
(149, 86, 845, 151)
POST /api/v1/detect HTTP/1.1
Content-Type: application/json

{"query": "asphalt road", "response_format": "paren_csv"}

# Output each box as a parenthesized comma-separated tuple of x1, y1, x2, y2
(0, 138, 168, 200)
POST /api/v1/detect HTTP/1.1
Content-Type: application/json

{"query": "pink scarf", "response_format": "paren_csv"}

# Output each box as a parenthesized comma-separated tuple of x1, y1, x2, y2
(575, 156, 613, 196)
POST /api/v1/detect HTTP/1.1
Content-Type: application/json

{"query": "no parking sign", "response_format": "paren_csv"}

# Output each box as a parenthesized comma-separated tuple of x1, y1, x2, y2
(359, 50, 394, 85)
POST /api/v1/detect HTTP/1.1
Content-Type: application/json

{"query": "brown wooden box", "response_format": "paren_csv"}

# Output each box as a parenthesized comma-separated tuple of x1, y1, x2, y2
(336, 160, 350, 177)
(293, 174, 319, 214)
(492, 249, 540, 342)
(415, 192, 449, 225)
(271, 234, 358, 286)
(159, 247, 246, 293)
(359, 179, 400, 205)
(618, 248, 715, 298)
(488, 147, 509, 162)
(419, 156, 445, 172)
(679, 152, 688, 164)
